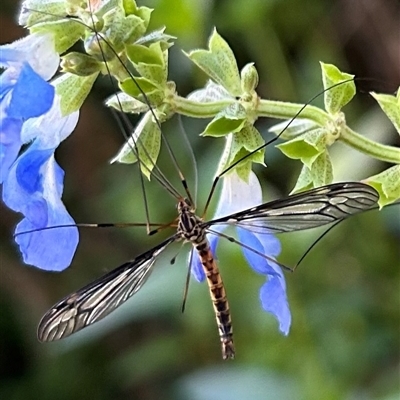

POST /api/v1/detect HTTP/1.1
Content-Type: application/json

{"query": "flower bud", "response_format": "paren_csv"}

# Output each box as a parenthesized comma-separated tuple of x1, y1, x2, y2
(61, 52, 101, 76)
(241, 63, 259, 94)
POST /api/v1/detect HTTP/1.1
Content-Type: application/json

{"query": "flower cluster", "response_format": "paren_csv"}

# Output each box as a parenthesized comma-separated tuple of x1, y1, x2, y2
(0, 33, 79, 271)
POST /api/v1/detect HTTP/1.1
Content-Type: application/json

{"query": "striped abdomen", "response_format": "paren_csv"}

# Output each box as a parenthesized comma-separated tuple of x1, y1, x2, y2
(195, 240, 235, 359)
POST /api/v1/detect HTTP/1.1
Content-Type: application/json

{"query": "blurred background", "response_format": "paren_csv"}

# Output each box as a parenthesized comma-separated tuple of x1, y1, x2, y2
(1, 0, 399, 399)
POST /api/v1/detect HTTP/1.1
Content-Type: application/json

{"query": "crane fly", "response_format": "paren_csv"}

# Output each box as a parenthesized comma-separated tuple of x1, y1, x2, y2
(37, 182, 379, 359)
(22, 3, 380, 359)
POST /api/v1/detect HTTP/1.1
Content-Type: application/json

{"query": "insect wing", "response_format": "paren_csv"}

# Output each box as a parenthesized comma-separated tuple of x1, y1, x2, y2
(38, 237, 175, 342)
(208, 182, 379, 233)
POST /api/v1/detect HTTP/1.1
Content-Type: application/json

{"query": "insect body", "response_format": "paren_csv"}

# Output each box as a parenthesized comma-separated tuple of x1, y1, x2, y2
(177, 199, 234, 359)
(37, 182, 379, 359)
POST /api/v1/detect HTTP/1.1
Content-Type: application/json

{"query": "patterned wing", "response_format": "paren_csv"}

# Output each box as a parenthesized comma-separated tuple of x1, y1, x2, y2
(207, 182, 379, 233)
(38, 237, 175, 342)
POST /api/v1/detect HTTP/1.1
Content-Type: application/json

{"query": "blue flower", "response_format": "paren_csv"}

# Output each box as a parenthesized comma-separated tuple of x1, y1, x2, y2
(1, 33, 59, 182)
(190, 171, 291, 335)
(1, 33, 80, 271)
(2, 95, 80, 271)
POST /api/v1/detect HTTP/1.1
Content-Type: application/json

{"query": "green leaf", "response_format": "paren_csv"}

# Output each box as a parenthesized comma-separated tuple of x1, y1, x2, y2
(230, 146, 264, 169)
(126, 43, 165, 66)
(20, 0, 67, 26)
(102, 7, 131, 51)
(54, 72, 98, 115)
(320, 62, 355, 114)
(370, 89, 400, 134)
(291, 166, 314, 193)
(134, 3, 153, 28)
(269, 119, 319, 140)
(310, 152, 333, 186)
(366, 165, 400, 207)
(120, 76, 159, 97)
(232, 125, 265, 153)
(235, 161, 252, 182)
(203, 117, 246, 137)
(126, 42, 168, 84)
(135, 28, 176, 47)
(120, 76, 165, 105)
(106, 92, 149, 114)
(123, 0, 139, 15)
(202, 103, 247, 137)
(291, 152, 333, 193)
(277, 129, 326, 168)
(185, 28, 241, 96)
(30, 19, 85, 53)
(135, 63, 167, 85)
(216, 128, 265, 177)
(111, 112, 161, 180)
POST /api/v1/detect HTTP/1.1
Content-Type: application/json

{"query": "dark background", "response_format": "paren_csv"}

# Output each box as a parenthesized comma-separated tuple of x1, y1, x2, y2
(1, 1, 399, 399)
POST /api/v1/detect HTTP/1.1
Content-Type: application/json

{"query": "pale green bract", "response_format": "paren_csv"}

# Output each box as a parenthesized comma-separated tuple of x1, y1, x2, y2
(367, 165, 400, 208)
(370, 91, 400, 135)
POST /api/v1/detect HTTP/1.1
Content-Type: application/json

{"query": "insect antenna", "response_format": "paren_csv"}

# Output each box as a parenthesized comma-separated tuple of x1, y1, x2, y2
(177, 114, 199, 208)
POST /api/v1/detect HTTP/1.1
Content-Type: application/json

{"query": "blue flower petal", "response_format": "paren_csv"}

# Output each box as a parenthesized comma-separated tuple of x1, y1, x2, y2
(7, 63, 54, 119)
(3, 144, 52, 216)
(190, 233, 220, 282)
(0, 48, 24, 65)
(0, 33, 59, 79)
(237, 227, 280, 276)
(236, 223, 290, 334)
(260, 274, 291, 335)
(14, 205, 78, 272)
(190, 249, 204, 282)
(2, 143, 78, 271)
(20, 97, 79, 147)
(0, 74, 15, 100)
(0, 62, 55, 183)
(0, 117, 23, 183)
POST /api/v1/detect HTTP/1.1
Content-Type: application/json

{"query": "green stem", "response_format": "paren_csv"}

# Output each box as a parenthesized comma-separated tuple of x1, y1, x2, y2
(173, 96, 233, 117)
(172, 95, 400, 164)
(340, 127, 400, 164)
(257, 99, 329, 125)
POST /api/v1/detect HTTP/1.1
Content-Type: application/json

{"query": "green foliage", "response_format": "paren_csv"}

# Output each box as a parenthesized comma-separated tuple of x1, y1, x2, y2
(185, 29, 242, 96)
(111, 111, 161, 180)
(55, 72, 98, 115)
(371, 90, 400, 134)
(367, 165, 400, 208)
(320, 62, 355, 114)
(202, 104, 247, 137)
(20, 0, 399, 200)
(31, 19, 85, 53)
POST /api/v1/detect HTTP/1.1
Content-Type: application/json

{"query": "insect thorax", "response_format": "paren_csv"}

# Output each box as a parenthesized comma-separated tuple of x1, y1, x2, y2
(177, 200, 206, 244)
